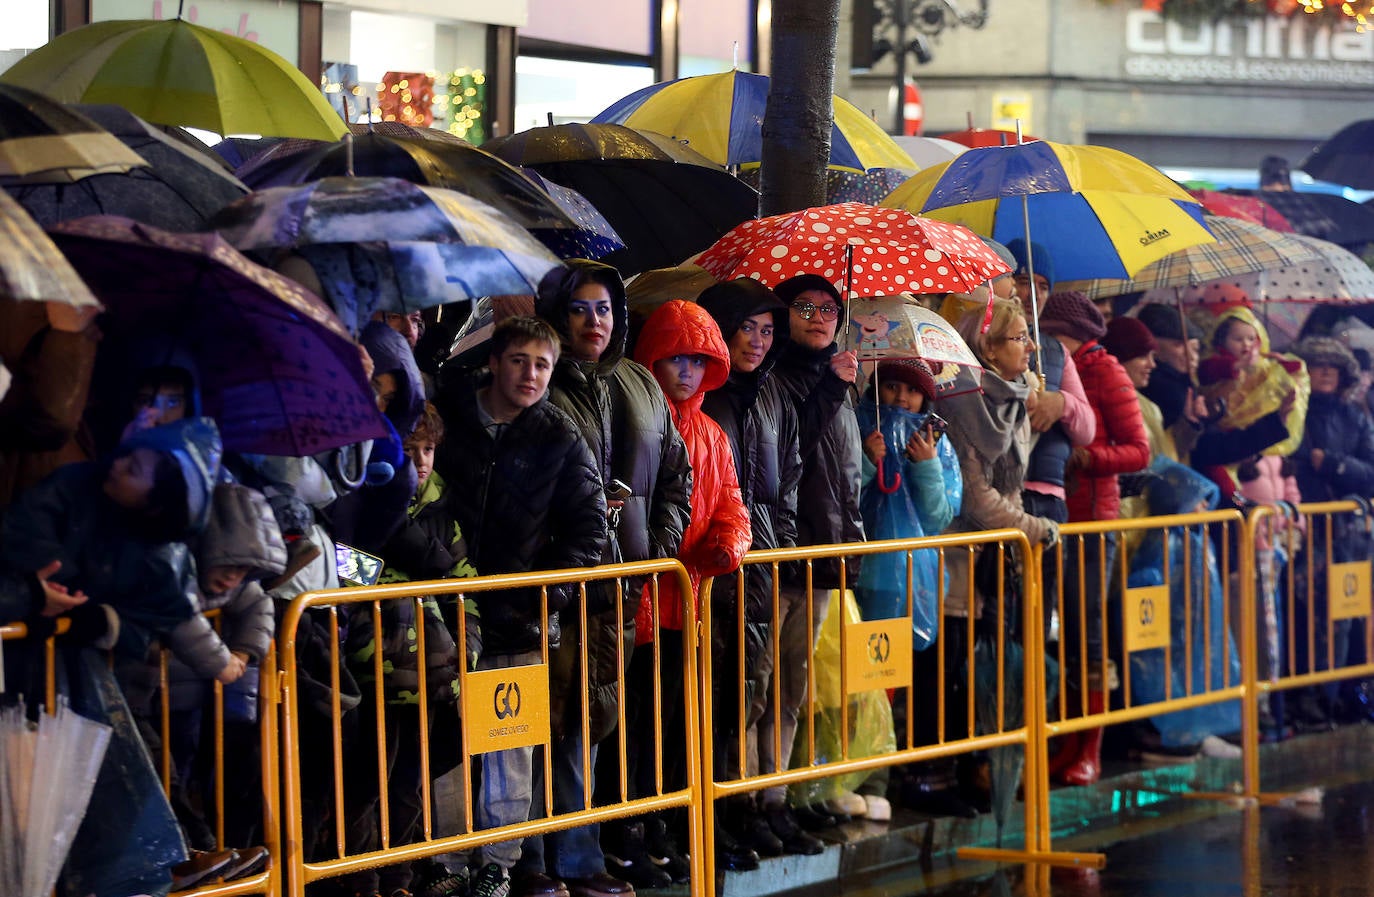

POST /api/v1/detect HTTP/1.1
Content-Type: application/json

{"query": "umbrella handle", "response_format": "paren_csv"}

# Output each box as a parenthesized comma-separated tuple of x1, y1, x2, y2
(876, 457, 903, 494)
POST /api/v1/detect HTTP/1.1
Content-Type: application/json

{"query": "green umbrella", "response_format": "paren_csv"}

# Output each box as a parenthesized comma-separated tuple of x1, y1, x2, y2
(0, 19, 346, 140)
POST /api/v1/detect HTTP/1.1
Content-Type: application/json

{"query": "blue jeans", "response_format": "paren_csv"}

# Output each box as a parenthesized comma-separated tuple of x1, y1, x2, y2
(519, 728, 606, 879)
(477, 651, 542, 871)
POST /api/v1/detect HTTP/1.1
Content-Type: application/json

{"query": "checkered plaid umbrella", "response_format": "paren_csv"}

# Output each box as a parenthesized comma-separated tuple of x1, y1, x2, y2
(1057, 216, 1321, 301)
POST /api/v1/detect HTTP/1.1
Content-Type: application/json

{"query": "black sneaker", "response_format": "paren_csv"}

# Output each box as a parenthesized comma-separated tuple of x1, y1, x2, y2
(643, 815, 690, 884)
(765, 807, 824, 856)
(733, 811, 784, 858)
(470, 863, 511, 897)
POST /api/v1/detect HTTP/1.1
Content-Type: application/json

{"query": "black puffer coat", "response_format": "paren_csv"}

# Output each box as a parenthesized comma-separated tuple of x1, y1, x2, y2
(1294, 391, 1374, 561)
(698, 282, 801, 621)
(533, 260, 692, 741)
(435, 370, 608, 656)
(770, 340, 865, 589)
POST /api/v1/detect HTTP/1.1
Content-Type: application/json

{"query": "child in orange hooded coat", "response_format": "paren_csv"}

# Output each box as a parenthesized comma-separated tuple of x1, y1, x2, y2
(604, 299, 751, 881)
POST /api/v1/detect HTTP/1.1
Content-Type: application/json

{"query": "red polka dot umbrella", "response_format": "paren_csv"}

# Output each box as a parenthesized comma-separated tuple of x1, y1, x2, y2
(694, 202, 1011, 298)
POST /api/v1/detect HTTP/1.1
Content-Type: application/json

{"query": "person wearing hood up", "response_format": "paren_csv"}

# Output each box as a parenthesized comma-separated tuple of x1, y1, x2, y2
(618, 299, 751, 885)
(696, 278, 811, 866)
(520, 260, 691, 897)
(1, 417, 222, 897)
(1290, 337, 1374, 730)
(115, 482, 285, 885)
(327, 320, 426, 556)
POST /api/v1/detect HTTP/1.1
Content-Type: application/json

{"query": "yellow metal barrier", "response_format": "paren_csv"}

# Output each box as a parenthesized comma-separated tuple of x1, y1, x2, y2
(1038, 510, 1249, 824)
(276, 559, 698, 897)
(0, 617, 280, 897)
(1248, 500, 1374, 803)
(699, 529, 1103, 874)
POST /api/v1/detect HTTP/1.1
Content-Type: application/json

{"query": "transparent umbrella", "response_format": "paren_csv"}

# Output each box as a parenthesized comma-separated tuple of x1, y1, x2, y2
(0, 697, 111, 897)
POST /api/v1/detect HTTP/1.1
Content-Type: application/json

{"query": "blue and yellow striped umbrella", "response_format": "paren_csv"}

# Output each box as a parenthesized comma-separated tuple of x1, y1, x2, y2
(882, 140, 1215, 281)
(592, 70, 916, 173)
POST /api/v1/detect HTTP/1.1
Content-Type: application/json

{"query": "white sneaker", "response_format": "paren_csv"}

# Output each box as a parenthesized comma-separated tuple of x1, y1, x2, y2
(824, 790, 868, 818)
(862, 794, 892, 822)
(1199, 735, 1242, 759)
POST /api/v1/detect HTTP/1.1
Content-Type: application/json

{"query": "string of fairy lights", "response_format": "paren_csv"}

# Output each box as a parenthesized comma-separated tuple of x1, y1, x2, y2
(321, 68, 488, 142)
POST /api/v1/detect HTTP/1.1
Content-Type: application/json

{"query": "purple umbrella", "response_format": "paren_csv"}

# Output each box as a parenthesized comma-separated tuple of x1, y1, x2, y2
(48, 215, 387, 456)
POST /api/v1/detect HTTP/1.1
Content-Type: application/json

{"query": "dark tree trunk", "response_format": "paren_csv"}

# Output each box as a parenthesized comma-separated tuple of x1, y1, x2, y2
(759, 0, 839, 216)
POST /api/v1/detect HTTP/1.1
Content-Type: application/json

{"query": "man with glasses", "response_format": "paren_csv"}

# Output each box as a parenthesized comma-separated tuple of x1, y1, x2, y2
(758, 274, 866, 831)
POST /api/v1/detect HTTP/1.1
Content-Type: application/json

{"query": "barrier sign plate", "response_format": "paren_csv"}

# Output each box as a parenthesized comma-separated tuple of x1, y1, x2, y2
(1329, 561, 1372, 621)
(1124, 585, 1170, 652)
(844, 619, 913, 693)
(463, 664, 550, 754)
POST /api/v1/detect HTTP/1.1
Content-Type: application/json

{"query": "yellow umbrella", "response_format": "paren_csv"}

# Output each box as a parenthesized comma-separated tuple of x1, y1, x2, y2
(592, 70, 916, 172)
(0, 19, 346, 141)
(881, 140, 1215, 282)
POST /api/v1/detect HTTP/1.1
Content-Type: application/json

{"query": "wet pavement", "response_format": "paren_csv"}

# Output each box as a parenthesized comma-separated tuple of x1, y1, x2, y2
(824, 779, 1374, 897)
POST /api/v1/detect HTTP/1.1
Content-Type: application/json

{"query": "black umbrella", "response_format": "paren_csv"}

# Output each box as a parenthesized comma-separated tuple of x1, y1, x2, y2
(1299, 120, 1374, 191)
(235, 121, 576, 231)
(482, 123, 759, 275)
(4, 104, 247, 231)
(1228, 188, 1374, 249)
(0, 84, 145, 184)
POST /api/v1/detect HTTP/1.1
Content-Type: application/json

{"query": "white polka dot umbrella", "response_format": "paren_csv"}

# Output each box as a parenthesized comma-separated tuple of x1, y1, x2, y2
(694, 201, 1011, 299)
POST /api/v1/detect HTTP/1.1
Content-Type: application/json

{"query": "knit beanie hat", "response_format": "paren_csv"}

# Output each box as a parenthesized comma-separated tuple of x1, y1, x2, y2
(874, 358, 938, 402)
(775, 273, 843, 307)
(1038, 290, 1107, 343)
(1293, 336, 1359, 391)
(1101, 316, 1157, 363)
(1137, 303, 1202, 341)
(1005, 238, 1054, 288)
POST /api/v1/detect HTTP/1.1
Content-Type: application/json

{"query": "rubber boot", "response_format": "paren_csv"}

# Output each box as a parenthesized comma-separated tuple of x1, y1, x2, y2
(1054, 691, 1105, 786)
(1045, 733, 1081, 778)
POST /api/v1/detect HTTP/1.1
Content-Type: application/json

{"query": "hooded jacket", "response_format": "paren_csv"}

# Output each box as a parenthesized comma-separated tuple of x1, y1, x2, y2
(633, 300, 752, 640)
(1293, 388, 1374, 562)
(122, 483, 286, 712)
(435, 367, 608, 656)
(698, 281, 802, 617)
(328, 321, 424, 553)
(1065, 340, 1152, 522)
(1, 417, 221, 659)
(533, 259, 692, 740)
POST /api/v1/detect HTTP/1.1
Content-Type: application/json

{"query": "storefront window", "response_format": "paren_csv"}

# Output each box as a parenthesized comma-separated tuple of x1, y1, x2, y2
(514, 55, 653, 129)
(91, 0, 300, 64)
(680, 0, 753, 75)
(521, 0, 650, 56)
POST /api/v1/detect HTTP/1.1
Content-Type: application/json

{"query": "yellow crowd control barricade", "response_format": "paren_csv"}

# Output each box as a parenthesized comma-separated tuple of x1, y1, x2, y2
(276, 558, 698, 897)
(0, 617, 67, 713)
(163, 638, 283, 897)
(699, 529, 1102, 878)
(1037, 509, 1248, 851)
(1251, 500, 1374, 802)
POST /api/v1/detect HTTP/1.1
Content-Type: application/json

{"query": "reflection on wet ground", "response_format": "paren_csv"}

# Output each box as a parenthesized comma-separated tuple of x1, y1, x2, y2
(808, 780, 1374, 897)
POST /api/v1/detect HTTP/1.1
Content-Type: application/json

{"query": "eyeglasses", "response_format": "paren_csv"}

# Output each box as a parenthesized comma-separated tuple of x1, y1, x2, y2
(1001, 333, 1034, 345)
(791, 301, 841, 322)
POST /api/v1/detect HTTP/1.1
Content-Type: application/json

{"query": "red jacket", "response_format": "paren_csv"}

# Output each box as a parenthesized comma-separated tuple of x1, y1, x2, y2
(1066, 341, 1151, 522)
(633, 300, 752, 641)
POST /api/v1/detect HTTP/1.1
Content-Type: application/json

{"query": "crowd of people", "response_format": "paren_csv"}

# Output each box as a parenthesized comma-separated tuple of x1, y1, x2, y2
(3, 231, 1374, 897)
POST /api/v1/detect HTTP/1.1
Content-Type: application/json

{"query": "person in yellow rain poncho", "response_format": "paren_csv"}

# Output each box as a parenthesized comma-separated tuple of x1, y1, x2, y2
(1195, 302, 1308, 504)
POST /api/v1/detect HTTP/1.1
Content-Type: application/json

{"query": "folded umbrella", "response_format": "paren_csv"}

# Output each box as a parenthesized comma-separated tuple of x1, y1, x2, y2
(49, 215, 388, 456)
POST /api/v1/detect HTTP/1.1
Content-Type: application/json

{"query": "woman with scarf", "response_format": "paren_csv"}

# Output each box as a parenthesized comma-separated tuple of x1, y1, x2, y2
(907, 298, 1056, 816)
